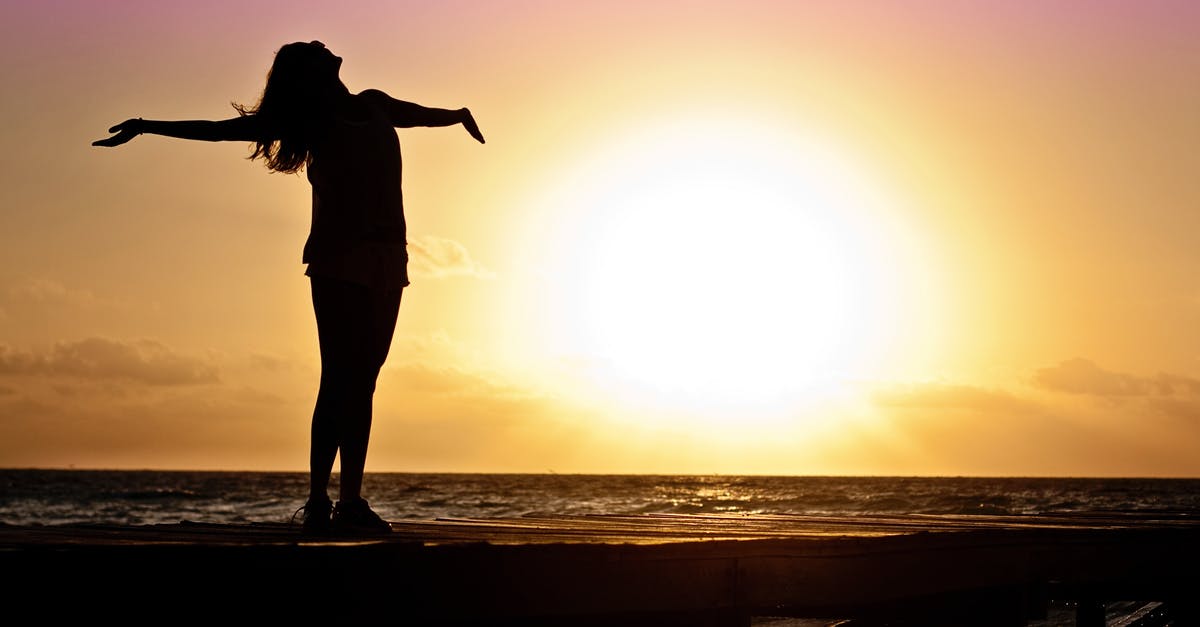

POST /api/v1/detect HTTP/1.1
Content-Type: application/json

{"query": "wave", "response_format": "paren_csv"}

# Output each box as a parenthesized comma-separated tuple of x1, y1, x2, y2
(2, 470, 1199, 526)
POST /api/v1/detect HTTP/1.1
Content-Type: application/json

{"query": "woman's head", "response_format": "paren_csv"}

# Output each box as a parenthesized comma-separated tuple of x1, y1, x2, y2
(270, 41, 344, 93)
(235, 41, 347, 173)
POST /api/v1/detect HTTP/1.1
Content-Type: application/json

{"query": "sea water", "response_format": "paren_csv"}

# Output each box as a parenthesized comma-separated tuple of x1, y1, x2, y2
(1, 469, 1197, 526)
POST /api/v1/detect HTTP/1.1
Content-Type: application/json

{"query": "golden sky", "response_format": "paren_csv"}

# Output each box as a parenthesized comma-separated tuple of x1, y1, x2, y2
(2, 0, 1199, 475)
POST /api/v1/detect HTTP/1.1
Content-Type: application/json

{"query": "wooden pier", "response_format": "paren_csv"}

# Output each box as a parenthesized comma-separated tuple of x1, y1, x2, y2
(1, 512, 1196, 625)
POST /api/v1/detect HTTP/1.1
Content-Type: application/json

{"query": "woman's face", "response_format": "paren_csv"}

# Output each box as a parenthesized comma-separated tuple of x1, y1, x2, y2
(306, 41, 342, 79)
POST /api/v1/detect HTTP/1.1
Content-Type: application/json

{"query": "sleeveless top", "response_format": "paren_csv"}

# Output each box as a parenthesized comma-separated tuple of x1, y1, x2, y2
(302, 92, 409, 290)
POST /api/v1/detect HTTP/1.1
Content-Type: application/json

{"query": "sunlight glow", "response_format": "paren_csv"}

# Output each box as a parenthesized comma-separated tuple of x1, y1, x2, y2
(529, 116, 910, 421)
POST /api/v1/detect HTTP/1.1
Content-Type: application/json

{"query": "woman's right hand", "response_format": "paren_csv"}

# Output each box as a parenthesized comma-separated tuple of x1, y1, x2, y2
(92, 119, 143, 147)
(461, 109, 485, 144)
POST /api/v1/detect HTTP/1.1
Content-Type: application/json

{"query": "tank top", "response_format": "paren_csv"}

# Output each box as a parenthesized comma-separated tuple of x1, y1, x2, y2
(302, 92, 408, 290)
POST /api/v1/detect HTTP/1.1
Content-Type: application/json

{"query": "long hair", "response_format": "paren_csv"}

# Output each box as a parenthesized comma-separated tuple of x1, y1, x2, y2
(234, 42, 341, 174)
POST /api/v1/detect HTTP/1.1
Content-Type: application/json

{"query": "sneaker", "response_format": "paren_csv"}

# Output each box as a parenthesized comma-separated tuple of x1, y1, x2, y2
(331, 498, 392, 536)
(292, 496, 332, 536)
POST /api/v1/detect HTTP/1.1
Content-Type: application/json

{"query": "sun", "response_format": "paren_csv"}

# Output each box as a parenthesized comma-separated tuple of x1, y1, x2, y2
(525, 116, 912, 420)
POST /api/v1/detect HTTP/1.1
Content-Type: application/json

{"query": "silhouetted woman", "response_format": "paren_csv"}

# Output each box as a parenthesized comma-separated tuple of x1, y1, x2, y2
(94, 41, 485, 535)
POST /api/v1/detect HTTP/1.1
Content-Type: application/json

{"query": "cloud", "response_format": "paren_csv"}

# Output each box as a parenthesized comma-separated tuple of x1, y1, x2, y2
(3, 277, 126, 312)
(1151, 398, 1200, 421)
(382, 363, 542, 405)
(1033, 358, 1200, 399)
(872, 382, 1029, 412)
(0, 337, 218, 385)
(861, 376, 1200, 476)
(248, 353, 298, 372)
(407, 235, 494, 280)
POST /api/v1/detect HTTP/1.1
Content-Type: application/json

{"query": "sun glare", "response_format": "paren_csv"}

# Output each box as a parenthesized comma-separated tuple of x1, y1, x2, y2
(527, 116, 913, 421)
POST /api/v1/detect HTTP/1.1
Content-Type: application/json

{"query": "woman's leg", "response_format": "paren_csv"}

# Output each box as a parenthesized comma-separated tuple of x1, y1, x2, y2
(309, 276, 402, 503)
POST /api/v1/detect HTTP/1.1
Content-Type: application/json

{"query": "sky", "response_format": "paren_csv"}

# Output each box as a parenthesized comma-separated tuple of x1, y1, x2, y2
(1, 0, 1199, 475)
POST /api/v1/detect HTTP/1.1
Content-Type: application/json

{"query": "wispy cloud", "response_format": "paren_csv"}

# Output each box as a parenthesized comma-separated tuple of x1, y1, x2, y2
(407, 235, 494, 280)
(0, 337, 219, 385)
(382, 363, 543, 404)
(872, 381, 1030, 412)
(1033, 358, 1200, 399)
(4, 277, 126, 312)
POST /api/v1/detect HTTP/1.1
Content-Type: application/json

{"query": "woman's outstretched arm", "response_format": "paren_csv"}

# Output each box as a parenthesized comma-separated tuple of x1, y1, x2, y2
(360, 89, 485, 144)
(93, 115, 267, 148)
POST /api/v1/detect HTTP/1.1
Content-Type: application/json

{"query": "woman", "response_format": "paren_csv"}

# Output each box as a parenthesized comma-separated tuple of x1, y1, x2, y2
(94, 41, 485, 535)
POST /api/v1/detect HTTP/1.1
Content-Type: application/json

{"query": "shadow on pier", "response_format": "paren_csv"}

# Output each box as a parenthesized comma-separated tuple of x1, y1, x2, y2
(2, 512, 1196, 625)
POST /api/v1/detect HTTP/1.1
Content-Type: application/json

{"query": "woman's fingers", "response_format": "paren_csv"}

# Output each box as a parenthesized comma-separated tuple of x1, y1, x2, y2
(463, 116, 485, 144)
(94, 119, 141, 147)
(92, 129, 134, 147)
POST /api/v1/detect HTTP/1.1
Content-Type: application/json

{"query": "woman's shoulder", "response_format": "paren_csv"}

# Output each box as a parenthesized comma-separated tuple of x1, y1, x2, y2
(354, 89, 399, 120)
(356, 89, 394, 105)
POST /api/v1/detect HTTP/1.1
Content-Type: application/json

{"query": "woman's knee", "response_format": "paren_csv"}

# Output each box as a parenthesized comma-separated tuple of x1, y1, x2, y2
(319, 367, 381, 394)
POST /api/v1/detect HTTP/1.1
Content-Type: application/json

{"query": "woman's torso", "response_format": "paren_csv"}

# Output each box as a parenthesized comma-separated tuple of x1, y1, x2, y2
(302, 92, 408, 290)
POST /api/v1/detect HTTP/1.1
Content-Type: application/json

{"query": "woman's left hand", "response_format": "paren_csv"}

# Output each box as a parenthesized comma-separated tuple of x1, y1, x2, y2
(92, 119, 143, 148)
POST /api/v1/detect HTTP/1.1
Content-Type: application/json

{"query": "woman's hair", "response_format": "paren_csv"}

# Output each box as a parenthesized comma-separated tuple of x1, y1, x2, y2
(234, 42, 340, 174)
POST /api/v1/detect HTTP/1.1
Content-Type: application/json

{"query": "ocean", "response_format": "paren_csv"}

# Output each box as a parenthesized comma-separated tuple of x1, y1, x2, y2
(2, 470, 1198, 527)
